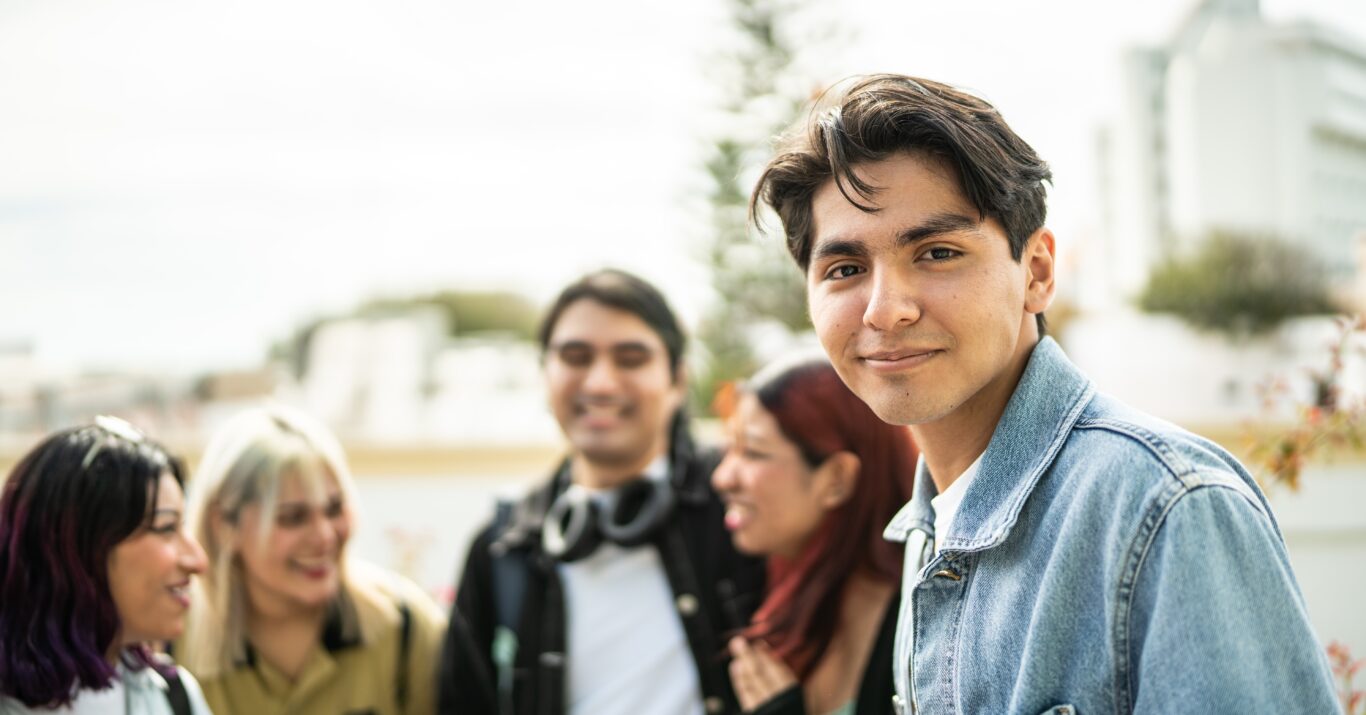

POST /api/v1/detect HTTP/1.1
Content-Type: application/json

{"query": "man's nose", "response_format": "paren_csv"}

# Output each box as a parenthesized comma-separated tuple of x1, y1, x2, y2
(582, 355, 622, 393)
(863, 270, 922, 331)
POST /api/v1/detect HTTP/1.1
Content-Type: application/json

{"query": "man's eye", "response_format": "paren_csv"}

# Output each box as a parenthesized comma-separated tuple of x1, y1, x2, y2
(612, 347, 651, 369)
(825, 264, 862, 280)
(926, 247, 960, 261)
(556, 345, 593, 367)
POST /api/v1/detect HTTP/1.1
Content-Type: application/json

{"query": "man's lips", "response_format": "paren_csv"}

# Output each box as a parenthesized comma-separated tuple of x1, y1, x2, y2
(860, 348, 943, 371)
(574, 402, 633, 427)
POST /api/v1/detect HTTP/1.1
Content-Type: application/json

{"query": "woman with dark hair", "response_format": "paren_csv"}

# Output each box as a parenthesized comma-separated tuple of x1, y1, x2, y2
(713, 355, 916, 715)
(0, 416, 212, 713)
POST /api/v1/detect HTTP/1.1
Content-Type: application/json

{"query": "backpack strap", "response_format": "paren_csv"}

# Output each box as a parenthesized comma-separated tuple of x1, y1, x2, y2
(395, 600, 413, 711)
(164, 670, 191, 715)
(489, 497, 529, 715)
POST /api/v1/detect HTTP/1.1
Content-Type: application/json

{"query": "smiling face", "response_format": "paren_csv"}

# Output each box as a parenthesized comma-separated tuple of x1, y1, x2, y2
(234, 470, 351, 615)
(712, 393, 852, 560)
(805, 151, 1054, 428)
(544, 298, 684, 484)
(106, 472, 207, 645)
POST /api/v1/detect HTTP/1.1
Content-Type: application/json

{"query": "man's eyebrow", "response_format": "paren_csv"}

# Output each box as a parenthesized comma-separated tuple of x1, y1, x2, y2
(549, 340, 654, 354)
(810, 212, 981, 263)
(897, 213, 981, 247)
(810, 238, 870, 264)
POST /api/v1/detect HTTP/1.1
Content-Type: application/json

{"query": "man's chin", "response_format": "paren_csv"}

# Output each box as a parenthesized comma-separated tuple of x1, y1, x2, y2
(858, 391, 948, 427)
(573, 440, 654, 471)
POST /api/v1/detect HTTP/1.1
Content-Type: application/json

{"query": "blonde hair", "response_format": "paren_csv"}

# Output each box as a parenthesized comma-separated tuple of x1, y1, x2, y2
(180, 405, 367, 677)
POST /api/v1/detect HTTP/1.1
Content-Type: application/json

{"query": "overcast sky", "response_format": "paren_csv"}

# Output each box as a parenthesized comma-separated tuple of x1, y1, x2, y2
(2, 0, 1361, 375)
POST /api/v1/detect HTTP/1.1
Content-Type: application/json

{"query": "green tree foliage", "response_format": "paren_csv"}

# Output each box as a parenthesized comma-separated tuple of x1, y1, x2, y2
(694, 0, 824, 413)
(1138, 232, 1338, 336)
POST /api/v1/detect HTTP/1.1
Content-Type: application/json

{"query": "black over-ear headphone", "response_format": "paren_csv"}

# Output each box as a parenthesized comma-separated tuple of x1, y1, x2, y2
(541, 476, 676, 562)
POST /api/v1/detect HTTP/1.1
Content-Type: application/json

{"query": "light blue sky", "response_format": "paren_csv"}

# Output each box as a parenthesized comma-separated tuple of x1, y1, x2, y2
(2, 0, 1361, 374)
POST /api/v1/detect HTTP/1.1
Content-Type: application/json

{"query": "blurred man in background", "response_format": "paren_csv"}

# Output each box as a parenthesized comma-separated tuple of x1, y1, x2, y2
(439, 268, 762, 715)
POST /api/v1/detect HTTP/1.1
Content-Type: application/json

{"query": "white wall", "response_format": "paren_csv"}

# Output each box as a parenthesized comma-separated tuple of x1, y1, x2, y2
(1268, 464, 1366, 660)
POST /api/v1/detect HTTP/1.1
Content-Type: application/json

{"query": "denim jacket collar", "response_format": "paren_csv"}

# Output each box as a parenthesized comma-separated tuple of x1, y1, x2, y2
(884, 337, 1095, 552)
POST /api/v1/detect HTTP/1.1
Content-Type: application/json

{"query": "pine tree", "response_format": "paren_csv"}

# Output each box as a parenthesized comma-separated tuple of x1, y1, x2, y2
(694, 0, 828, 413)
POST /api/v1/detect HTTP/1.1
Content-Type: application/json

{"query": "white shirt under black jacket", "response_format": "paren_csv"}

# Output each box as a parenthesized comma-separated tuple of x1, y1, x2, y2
(557, 455, 704, 715)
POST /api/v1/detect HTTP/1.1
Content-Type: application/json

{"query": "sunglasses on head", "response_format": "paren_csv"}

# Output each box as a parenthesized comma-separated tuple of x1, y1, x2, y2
(80, 415, 147, 470)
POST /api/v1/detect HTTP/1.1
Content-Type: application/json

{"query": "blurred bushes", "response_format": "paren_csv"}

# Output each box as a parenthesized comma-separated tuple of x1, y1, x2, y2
(1138, 231, 1338, 335)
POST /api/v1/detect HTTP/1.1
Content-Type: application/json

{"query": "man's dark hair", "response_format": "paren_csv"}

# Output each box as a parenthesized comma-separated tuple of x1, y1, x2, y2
(751, 73, 1053, 333)
(538, 268, 687, 380)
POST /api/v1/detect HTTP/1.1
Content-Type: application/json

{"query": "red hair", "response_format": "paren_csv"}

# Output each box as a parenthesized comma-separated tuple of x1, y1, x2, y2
(740, 357, 917, 678)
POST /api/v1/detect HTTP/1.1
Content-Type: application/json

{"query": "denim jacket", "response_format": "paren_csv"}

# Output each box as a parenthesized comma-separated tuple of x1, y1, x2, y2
(885, 337, 1339, 714)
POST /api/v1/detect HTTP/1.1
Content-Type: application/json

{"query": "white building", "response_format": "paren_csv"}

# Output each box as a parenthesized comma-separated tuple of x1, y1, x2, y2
(300, 310, 555, 445)
(425, 335, 559, 445)
(1095, 0, 1366, 307)
(302, 309, 446, 442)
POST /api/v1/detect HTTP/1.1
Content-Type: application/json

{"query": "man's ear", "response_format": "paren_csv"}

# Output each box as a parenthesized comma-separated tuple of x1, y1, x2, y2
(816, 451, 861, 510)
(1023, 227, 1057, 317)
(670, 363, 689, 406)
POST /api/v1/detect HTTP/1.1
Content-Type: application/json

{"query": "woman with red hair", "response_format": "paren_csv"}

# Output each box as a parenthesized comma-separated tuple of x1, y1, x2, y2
(713, 354, 916, 715)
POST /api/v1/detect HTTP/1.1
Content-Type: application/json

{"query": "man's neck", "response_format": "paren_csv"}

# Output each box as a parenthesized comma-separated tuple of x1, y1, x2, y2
(912, 335, 1039, 495)
(572, 447, 668, 490)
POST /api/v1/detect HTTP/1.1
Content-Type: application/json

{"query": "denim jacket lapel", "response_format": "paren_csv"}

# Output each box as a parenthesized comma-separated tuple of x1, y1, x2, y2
(884, 456, 937, 543)
(936, 337, 1096, 554)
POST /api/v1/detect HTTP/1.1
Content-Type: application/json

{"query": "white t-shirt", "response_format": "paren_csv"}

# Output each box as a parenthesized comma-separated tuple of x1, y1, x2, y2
(930, 453, 982, 555)
(558, 457, 703, 715)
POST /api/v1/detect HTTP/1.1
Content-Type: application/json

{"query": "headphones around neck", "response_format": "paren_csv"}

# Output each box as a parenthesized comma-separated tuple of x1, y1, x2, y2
(541, 476, 676, 562)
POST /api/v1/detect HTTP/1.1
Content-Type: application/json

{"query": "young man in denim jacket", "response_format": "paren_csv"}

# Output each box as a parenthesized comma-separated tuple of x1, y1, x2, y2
(750, 74, 1339, 714)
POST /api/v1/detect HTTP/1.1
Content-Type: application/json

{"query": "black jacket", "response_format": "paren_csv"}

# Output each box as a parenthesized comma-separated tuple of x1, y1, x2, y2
(437, 444, 765, 715)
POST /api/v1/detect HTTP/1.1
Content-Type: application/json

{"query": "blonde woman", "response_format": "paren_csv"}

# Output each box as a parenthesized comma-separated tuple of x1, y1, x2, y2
(179, 406, 446, 715)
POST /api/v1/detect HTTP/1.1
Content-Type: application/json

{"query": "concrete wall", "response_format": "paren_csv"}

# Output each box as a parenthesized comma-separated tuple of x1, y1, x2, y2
(1268, 463, 1366, 658)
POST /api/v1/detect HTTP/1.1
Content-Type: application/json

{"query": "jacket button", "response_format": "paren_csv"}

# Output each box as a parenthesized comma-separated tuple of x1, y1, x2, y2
(676, 593, 699, 617)
(539, 651, 564, 668)
(704, 696, 724, 714)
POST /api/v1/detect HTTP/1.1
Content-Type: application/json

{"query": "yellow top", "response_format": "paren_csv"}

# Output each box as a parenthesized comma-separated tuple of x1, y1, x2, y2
(193, 569, 446, 715)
